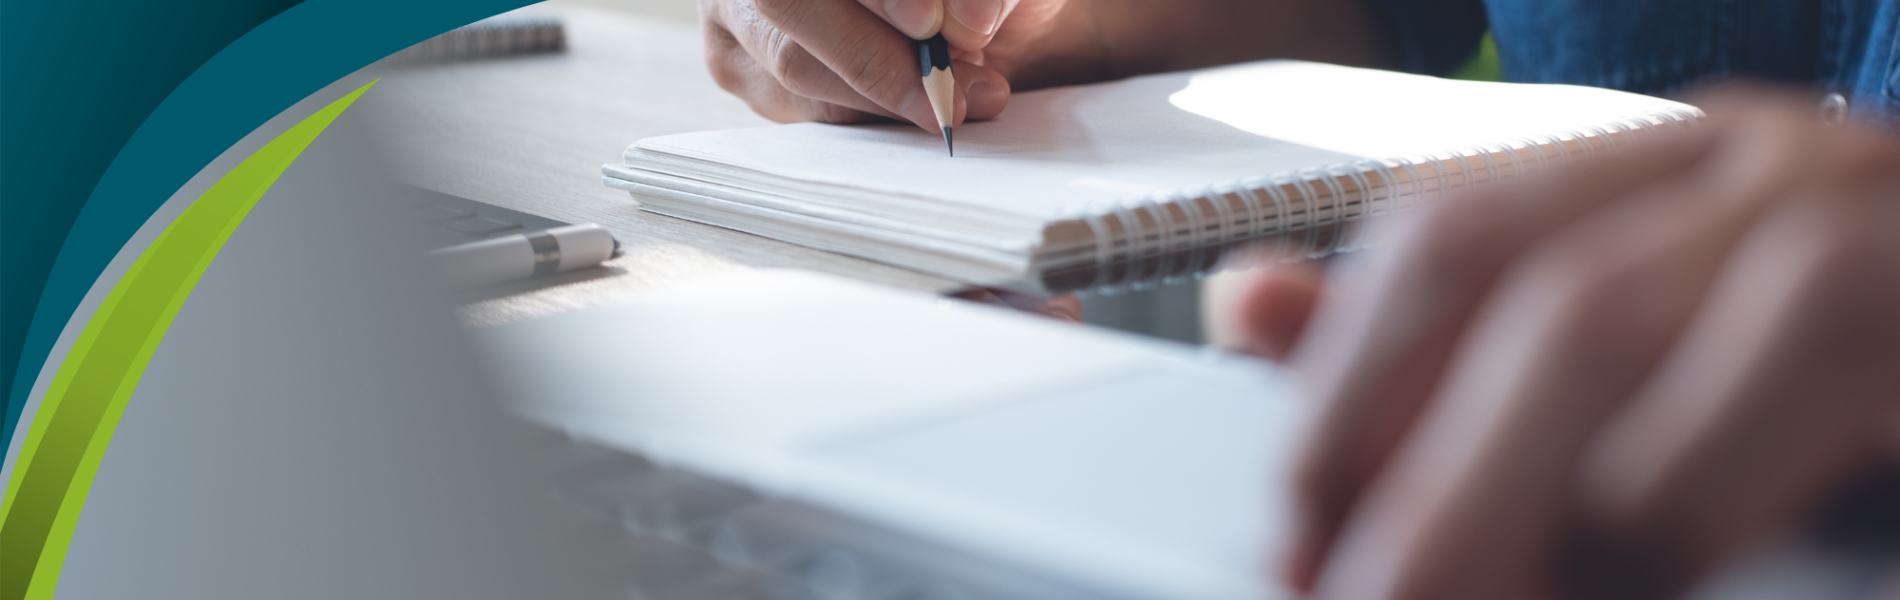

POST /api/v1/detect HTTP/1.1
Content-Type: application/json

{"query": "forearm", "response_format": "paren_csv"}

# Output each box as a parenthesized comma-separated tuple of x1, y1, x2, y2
(1009, 0, 1394, 89)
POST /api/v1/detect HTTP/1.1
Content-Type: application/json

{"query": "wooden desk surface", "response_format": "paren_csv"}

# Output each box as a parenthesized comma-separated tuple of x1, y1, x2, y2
(357, 0, 963, 326)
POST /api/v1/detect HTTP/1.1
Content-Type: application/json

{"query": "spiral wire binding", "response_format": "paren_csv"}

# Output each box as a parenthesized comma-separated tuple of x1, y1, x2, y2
(393, 15, 566, 63)
(1070, 107, 1703, 295)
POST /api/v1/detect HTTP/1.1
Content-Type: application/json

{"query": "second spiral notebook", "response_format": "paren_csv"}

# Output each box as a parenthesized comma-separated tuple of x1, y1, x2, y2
(602, 60, 1697, 292)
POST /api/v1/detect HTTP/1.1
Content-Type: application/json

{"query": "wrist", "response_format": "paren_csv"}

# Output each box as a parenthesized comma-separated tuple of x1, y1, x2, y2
(990, 0, 1299, 91)
(1000, 0, 1393, 91)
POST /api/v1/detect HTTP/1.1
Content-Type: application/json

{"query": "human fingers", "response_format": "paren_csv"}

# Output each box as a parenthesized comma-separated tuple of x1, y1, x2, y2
(703, 16, 881, 123)
(706, 0, 907, 120)
(850, 0, 1045, 52)
(1280, 123, 1722, 591)
(1307, 101, 1872, 600)
(1311, 138, 1802, 600)
(1573, 161, 1900, 600)
(1228, 261, 1325, 361)
(955, 59, 1010, 121)
(850, 0, 944, 40)
(939, 0, 1020, 50)
(723, 0, 1009, 130)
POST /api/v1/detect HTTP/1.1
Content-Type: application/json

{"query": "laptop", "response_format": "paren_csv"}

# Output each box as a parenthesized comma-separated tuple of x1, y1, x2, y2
(475, 270, 1899, 600)
(476, 270, 1307, 600)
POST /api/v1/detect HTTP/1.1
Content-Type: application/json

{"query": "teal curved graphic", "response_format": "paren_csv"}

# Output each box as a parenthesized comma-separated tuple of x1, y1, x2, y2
(4, 0, 550, 596)
(1, 0, 304, 426)
(4, 0, 535, 464)
(1, 82, 375, 600)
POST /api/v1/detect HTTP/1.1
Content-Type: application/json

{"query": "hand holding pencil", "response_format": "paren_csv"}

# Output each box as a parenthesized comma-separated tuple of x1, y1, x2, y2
(696, 0, 1079, 137)
(872, 0, 1039, 155)
(698, 0, 1401, 142)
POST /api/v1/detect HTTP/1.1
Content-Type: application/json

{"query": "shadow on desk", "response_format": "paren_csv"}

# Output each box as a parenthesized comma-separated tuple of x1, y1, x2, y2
(454, 265, 630, 304)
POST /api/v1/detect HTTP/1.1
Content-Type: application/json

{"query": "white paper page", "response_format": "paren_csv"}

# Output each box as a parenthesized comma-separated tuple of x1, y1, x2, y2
(1168, 61, 1699, 158)
(630, 60, 1694, 220)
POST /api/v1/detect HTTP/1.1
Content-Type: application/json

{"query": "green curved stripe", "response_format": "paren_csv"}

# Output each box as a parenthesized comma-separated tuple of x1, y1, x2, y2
(0, 80, 375, 600)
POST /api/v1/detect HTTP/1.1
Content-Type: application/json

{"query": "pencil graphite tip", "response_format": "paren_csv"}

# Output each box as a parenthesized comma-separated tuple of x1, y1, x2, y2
(943, 127, 954, 157)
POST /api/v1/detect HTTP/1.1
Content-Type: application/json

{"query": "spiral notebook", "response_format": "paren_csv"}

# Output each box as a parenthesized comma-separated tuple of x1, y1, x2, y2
(602, 60, 1699, 292)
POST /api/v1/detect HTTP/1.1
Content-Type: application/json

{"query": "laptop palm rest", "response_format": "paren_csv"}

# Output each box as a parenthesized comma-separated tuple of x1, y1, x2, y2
(476, 271, 1307, 600)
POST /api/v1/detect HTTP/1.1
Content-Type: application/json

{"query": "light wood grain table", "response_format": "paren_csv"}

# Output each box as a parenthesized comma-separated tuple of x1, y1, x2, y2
(356, 0, 964, 327)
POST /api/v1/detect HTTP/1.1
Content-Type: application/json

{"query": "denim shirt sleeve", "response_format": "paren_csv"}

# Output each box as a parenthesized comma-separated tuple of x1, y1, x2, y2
(1357, 0, 1491, 76)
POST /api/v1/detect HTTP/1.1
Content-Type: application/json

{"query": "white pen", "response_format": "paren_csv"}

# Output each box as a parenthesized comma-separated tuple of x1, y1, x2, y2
(427, 223, 617, 288)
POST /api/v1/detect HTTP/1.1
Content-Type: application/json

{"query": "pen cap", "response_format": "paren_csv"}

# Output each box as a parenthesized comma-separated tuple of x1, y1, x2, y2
(547, 224, 616, 273)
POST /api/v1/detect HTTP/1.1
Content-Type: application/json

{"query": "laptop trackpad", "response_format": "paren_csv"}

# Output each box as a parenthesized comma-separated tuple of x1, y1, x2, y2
(801, 365, 1306, 596)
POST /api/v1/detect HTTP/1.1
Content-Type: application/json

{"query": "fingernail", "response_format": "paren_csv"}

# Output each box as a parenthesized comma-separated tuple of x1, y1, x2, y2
(967, 78, 1007, 111)
(883, 0, 943, 39)
(948, 0, 1003, 36)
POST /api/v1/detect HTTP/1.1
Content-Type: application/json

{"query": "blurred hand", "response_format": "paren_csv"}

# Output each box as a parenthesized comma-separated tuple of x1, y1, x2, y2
(697, 0, 1087, 130)
(1231, 88, 1900, 600)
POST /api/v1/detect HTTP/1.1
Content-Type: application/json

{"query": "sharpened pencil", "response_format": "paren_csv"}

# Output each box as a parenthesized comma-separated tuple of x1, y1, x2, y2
(915, 33, 956, 156)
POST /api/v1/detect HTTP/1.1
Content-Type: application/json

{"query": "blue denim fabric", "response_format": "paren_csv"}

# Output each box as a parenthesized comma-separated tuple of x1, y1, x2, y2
(1360, 0, 1900, 123)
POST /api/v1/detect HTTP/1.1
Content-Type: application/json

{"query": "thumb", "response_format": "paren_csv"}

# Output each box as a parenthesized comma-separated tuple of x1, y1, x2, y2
(1230, 262, 1325, 361)
(940, 0, 1013, 49)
